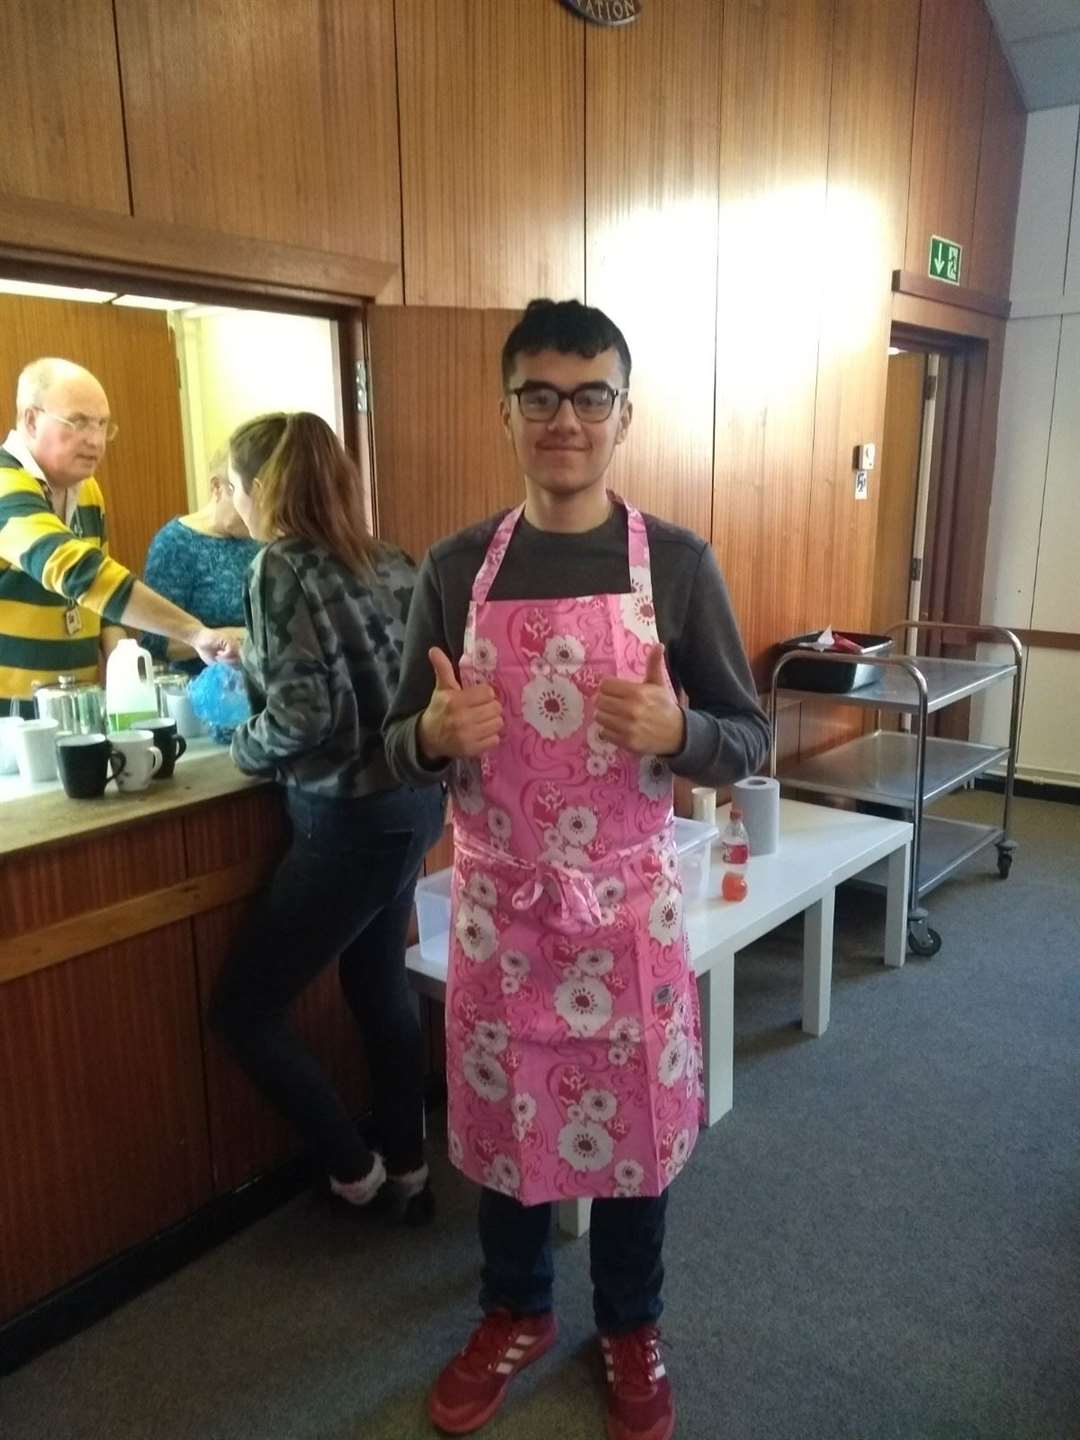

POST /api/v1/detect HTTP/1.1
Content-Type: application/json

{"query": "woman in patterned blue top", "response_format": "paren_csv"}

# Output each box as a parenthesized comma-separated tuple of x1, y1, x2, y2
(141, 448, 262, 674)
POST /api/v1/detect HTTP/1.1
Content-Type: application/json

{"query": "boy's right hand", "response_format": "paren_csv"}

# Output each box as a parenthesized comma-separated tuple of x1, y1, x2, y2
(416, 647, 504, 761)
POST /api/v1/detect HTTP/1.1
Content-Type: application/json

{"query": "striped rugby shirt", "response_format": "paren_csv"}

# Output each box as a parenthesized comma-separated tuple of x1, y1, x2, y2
(0, 436, 135, 705)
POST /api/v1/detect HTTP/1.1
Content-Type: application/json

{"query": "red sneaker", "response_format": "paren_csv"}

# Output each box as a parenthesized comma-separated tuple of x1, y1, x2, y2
(600, 1325, 675, 1440)
(428, 1308, 558, 1434)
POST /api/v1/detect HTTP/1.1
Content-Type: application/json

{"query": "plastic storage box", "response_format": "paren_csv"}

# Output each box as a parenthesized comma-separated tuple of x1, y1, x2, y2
(776, 630, 892, 692)
(415, 816, 719, 964)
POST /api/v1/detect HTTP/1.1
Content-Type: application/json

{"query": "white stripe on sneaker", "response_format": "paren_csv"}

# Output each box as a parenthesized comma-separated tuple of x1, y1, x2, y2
(495, 1361, 514, 1375)
(516, 1333, 537, 1346)
(654, 1362, 666, 1378)
(505, 1347, 524, 1360)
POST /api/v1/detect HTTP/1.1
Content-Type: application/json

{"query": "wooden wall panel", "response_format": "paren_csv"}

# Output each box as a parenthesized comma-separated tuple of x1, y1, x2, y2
(367, 307, 522, 564)
(802, 0, 920, 642)
(969, 32, 1027, 300)
(0, 296, 188, 575)
(0, 813, 187, 938)
(904, 0, 991, 283)
(0, 923, 211, 1324)
(584, 2, 720, 538)
(584, 1, 720, 539)
(396, 0, 585, 307)
(0, 1, 129, 216)
(114, 0, 402, 289)
(182, 788, 287, 878)
(712, 0, 834, 677)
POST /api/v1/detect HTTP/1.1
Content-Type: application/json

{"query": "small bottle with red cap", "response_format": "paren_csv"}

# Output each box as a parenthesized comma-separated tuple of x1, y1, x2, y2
(719, 806, 750, 901)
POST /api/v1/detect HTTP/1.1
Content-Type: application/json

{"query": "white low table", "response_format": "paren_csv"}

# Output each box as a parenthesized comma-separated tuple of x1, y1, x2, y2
(406, 798, 911, 1238)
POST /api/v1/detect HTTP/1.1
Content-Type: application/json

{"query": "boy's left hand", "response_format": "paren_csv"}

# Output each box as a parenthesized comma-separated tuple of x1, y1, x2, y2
(595, 644, 686, 757)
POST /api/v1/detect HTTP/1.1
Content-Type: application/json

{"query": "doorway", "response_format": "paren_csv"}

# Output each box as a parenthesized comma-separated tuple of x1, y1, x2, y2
(872, 324, 993, 739)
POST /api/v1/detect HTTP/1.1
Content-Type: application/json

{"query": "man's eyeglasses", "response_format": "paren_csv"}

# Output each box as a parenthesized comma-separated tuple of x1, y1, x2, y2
(507, 382, 627, 424)
(36, 408, 119, 442)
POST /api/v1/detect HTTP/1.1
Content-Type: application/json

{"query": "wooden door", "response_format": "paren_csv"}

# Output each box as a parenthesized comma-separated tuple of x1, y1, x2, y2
(0, 296, 188, 575)
(871, 351, 926, 637)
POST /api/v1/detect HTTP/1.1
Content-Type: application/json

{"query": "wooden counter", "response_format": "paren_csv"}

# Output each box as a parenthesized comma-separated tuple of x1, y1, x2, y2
(0, 744, 264, 860)
(0, 755, 372, 1328)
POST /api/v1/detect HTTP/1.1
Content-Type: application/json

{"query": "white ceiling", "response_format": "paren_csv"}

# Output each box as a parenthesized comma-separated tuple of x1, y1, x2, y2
(985, 0, 1080, 110)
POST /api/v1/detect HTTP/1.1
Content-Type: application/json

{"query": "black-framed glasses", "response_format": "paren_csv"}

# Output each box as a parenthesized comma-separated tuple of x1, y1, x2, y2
(508, 381, 627, 423)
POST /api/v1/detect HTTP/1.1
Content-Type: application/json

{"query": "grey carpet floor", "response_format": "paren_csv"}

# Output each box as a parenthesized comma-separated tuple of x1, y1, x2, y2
(2, 791, 1078, 1440)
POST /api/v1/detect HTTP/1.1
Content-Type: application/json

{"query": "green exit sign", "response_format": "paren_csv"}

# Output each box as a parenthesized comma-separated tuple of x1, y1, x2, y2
(929, 235, 962, 285)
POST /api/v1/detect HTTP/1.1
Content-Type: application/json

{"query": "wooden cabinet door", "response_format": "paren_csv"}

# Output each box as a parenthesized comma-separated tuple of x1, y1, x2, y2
(0, 296, 188, 575)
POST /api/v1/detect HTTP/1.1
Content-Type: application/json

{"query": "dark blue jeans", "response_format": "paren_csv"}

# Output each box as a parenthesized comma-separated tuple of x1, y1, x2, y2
(478, 1186, 668, 1335)
(211, 782, 445, 1181)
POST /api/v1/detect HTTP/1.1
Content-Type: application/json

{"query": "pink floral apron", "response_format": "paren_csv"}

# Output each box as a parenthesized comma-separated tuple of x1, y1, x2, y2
(444, 495, 703, 1206)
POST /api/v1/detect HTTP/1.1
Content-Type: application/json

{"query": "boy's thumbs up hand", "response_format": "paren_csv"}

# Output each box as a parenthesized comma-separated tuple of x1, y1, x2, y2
(417, 647, 504, 763)
(594, 643, 685, 757)
(429, 646, 461, 692)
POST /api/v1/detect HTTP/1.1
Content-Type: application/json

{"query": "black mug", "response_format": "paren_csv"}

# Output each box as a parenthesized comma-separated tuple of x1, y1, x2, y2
(141, 717, 188, 779)
(56, 732, 126, 799)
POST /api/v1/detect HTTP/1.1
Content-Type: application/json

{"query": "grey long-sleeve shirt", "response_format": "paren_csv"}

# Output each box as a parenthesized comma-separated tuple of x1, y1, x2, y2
(383, 505, 770, 787)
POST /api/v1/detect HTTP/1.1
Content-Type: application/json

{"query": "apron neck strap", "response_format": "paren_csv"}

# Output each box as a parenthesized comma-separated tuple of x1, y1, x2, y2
(470, 492, 649, 605)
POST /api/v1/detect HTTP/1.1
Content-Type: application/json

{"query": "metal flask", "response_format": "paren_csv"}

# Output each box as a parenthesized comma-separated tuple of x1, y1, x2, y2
(32, 673, 108, 735)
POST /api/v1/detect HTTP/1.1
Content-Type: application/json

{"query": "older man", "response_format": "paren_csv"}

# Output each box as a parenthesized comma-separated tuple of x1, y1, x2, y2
(0, 357, 236, 715)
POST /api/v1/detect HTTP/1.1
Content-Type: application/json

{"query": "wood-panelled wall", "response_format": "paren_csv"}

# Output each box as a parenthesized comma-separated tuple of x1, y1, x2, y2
(0, 0, 1026, 677)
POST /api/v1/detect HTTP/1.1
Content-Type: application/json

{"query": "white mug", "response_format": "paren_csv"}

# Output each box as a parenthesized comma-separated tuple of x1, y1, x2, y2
(690, 786, 717, 825)
(0, 715, 27, 775)
(12, 717, 60, 782)
(110, 729, 163, 792)
(164, 687, 205, 739)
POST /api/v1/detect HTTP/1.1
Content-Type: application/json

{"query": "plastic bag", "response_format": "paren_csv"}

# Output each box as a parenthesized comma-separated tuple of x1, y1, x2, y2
(188, 660, 252, 744)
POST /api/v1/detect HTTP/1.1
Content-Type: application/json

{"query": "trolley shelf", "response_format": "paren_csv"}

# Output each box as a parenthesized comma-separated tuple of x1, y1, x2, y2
(850, 815, 1003, 898)
(780, 731, 1011, 807)
(769, 622, 1025, 955)
(775, 655, 1016, 714)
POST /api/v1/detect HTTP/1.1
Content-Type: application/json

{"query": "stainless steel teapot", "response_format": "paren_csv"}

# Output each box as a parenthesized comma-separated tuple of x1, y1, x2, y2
(32, 673, 107, 735)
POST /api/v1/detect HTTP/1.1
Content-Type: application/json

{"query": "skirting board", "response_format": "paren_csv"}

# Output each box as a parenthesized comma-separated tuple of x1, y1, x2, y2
(975, 775, 1080, 806)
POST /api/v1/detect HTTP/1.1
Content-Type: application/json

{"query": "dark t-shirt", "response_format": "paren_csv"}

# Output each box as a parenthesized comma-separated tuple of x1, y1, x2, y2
(383, 504, 770, 787)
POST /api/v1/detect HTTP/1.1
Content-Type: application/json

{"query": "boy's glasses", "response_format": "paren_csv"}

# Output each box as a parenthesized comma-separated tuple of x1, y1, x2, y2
(508, 382, 626, 423)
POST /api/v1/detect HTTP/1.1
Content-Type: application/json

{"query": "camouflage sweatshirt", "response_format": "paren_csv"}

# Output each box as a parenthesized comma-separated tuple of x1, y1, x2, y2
(231, 537, 416, 797)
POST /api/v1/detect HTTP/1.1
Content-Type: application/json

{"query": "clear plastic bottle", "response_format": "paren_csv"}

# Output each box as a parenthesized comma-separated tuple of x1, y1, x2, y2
(719, 806, 750, 901)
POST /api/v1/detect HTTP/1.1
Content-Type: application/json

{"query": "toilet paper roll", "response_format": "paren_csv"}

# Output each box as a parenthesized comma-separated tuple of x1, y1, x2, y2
(733, 775, 780, 855)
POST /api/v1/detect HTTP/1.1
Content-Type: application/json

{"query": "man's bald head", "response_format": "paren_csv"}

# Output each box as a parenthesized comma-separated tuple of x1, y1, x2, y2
(16, 357, 108, 418)
(15, 357, 112, 489)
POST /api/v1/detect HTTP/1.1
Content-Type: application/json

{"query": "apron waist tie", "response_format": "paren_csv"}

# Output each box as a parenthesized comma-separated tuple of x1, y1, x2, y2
(454, 822, 677, 936)
(511, 861, 603, 931)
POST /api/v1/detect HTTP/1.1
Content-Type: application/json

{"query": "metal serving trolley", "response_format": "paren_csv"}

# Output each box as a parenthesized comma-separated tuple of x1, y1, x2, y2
(768, 622, 1024, 956)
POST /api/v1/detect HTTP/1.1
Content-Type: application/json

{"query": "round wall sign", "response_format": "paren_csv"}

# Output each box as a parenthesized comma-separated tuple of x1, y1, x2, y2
(561, 0, 642, 26)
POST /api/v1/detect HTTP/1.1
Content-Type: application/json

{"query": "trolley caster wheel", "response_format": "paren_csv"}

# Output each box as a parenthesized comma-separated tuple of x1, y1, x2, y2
(996, 851, 1013, 879)
(907, 925, 942, 957)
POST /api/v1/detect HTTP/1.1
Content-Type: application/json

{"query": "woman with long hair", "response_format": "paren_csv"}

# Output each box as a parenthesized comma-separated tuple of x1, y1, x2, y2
(211, 411, 443, 1217)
